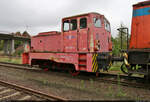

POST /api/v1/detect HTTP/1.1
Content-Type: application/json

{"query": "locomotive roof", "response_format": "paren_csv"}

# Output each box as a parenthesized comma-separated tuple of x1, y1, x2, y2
(62, 12, 103, 20)
(133, 0, 150, 7)
(33, 31, 61, 38)
(38, 31, 61, 35)
(62, 12, 110, 24)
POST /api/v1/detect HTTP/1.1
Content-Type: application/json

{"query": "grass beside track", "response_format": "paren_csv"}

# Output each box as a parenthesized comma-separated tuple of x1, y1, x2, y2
(0, 56, 22, 64)
(109, 62, 122, 71)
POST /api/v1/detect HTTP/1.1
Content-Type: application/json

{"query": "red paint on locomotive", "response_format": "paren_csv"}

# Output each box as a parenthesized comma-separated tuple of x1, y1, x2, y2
(130, 1, 150, 49)
(22, 12, 112, 74)
(31, 31, 62, 52)
(120, 1, 150, 77)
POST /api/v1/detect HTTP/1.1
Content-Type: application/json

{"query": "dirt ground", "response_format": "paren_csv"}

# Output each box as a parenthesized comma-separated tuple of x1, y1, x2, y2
(0, 66, 150, 101)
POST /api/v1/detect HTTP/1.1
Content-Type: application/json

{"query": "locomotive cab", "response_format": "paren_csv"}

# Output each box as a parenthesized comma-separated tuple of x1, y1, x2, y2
(62, 12, 112, 53)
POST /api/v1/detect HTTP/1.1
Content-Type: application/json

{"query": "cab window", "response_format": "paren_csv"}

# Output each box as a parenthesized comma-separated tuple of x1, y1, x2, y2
(80, 18, 87, 29)
(70, 19, 77, 30)
(93, 18, 101, 27)
(104, 19, 111, 32)
(63, 20, 69, 31)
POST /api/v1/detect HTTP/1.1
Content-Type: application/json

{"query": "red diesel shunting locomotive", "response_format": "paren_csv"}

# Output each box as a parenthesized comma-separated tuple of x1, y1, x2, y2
(22, 12, 112, 76)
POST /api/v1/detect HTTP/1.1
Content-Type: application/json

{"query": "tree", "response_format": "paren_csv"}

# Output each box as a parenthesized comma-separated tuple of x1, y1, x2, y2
(112, 23, 129, 56)
(0, 40, 3, 50)
(15, 31, 22, 36)
(22, 31, 31, 38)
(14, 31, 22, 49)
(111, 36, 120, 56)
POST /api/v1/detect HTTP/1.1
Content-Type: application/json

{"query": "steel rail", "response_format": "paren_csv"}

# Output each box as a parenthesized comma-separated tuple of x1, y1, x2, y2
(0, 79, 67, 101)
(98, 77, 150, 90)
(0, 62, 41, 71)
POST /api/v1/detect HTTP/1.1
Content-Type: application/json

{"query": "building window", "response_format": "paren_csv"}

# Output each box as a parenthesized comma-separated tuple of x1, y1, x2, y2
(93, 18, 101, 27)
(70, 19, 77, 30)
(80, 18, 87, 29)
(63, 20, 69, 31)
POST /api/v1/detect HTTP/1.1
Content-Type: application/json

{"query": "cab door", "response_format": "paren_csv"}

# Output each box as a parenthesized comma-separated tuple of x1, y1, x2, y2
(78, 17, 89, 52)
(63, 19, 78, 52)
(93, 16, 110, 52)
(92, 16, 104, 52)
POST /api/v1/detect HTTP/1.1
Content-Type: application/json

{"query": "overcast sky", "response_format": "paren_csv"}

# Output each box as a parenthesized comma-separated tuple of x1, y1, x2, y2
(0, 0, 146, 37)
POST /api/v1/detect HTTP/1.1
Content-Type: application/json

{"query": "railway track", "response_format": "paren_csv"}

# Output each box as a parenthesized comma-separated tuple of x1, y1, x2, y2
(97, 74, 150, 90)
(0, 79, 67, 101)
(0, 62, 67, 101)
(0, 62, 150, 91)
(0, 62, 41, 71)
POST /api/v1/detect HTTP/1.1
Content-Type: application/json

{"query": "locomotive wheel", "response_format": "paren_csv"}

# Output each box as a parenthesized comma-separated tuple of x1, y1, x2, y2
(144, 75, 150, 83)
(121, 63, 132, 76)
(44, 68, 49, 71)
(96, 72, 99, 77)
(69, 69, 80, 76)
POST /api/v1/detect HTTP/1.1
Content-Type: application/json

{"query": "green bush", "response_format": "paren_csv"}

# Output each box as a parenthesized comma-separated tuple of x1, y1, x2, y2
(13, 49, 24, 57)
